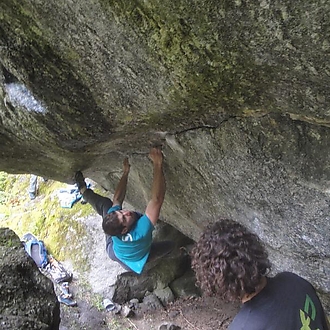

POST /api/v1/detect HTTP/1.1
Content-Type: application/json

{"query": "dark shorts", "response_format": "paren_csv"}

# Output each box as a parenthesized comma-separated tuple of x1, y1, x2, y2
(105, 235, 134, 272)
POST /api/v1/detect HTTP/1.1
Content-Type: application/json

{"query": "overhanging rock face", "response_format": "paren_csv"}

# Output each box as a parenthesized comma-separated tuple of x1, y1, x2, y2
(0, 1, 329, 310)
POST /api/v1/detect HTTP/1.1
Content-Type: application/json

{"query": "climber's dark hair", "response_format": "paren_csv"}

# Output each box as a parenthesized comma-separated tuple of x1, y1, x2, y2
(102, 212, 125, 236)
(191, 218, 271, 302)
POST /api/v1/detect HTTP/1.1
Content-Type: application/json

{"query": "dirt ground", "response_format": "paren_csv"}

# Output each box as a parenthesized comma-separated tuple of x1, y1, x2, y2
(130, 296, 240, 330)
(59, 280, 240, 330)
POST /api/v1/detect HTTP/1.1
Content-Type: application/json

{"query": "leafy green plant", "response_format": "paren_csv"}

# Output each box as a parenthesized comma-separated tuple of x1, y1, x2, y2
(0, 191, 7, 205)
(0, 172, 7, 191)
(107, 319, 130, 330)
(91, 293, 104, 311)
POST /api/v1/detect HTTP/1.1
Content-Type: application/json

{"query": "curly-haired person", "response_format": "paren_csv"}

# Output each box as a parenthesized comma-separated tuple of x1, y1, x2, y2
(191, 219, 329, 330)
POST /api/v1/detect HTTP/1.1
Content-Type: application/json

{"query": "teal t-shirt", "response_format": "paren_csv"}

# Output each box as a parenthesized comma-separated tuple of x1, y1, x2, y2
(107, 205, 154, 274)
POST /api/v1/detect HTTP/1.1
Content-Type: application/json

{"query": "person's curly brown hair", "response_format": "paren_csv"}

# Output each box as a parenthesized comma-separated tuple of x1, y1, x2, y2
(191, 218, 271, 302)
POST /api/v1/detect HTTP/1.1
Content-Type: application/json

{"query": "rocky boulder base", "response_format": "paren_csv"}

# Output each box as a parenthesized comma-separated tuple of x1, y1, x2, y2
(0, 228, 60, 330)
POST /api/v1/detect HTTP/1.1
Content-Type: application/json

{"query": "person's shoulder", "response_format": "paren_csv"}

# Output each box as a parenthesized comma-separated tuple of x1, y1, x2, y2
(275, 271, 304, 280)
(135, 213, 154, 228)
(276, 271, 298, 278)
(274, 271, 313, 288)
(139, 213, 153, 223)
(107, 204, 122, 214)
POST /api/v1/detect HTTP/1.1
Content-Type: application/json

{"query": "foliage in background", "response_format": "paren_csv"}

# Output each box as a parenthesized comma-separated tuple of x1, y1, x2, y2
(0, 172, 99, 272)
(0, 172, 8, 205)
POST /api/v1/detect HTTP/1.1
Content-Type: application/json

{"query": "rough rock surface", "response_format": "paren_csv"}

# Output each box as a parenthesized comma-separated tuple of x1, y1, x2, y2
(0, 0, 329, 312)
(0, 228, 60, 329)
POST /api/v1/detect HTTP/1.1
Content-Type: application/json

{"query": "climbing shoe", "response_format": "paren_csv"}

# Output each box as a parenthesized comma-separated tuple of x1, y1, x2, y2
(58, 294, 77, 307)
(74, 171, 87, 191)
(59, 282, 72, 298)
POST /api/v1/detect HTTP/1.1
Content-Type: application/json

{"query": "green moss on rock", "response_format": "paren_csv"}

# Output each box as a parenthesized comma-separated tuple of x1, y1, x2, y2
(0, 173, 95, 272)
